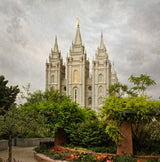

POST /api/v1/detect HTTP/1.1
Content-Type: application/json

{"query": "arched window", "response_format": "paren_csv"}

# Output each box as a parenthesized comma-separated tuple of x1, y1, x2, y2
(74, 70, 78, 83)
(73, 88, 78, 103)
(88, 97, 92, 105)
(98, 74, 103, 82)
(51, 75, 54, 83)
(98, 86, 103, 94)
(98, 97, 102, 105)
(88, 86, 92, 91)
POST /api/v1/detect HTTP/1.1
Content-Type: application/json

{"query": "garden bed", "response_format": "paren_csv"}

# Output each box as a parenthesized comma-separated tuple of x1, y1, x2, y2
(34, 145, 128, 162)
(134, 155, 160, 162)
(34, 152, 67, 162)
(34, 145, 160, 162)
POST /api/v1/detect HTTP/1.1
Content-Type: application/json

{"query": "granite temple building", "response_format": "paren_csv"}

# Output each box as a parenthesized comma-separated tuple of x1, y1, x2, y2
(46, 23, 118, 110)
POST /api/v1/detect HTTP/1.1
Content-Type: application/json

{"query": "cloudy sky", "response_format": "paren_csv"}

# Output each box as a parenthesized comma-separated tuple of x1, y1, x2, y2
(0, 0, 160, 99)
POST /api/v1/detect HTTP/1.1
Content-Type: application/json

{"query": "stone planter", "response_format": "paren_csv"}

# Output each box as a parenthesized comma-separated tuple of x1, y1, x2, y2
(54, 129, 67, 146)
(117, 121, 133, 155)
(34, 152, 67, 162)
(0, 140, 8, 151)
(16, 138, 54, 147)
(134, 155, 160, 162)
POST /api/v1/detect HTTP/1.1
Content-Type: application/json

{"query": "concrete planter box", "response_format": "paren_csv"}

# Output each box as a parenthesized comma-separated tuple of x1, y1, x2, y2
(134, 155, 160, 161)
(0, 140, 8, 151)
(39, 138, 54, 143)
(0, 138, 54, 150)
(34, 152, 67, 162)
(16, 138, 54, 147)
(16, 138, 40, 147)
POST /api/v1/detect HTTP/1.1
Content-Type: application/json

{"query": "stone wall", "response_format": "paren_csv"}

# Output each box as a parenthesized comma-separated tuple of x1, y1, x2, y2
(54, 129, 66, 145)
(0, 140, 8, 151)
(16, 138, 54, 147)
(34, 152, 67, 162)
(0, 138, 54, 150)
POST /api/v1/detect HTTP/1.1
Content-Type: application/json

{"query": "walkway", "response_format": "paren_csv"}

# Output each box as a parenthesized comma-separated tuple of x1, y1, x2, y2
(0, 146, 37, 162)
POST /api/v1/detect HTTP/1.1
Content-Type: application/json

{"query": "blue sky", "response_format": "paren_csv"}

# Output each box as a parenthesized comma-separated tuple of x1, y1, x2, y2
(0, 0, 160, 99)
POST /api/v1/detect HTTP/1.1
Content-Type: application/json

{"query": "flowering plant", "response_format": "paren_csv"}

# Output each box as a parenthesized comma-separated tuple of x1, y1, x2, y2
(36, 145, 139, 161)
(44, 146, 116, 162)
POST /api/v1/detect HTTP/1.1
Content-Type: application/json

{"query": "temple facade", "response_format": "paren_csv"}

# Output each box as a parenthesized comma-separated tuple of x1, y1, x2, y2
(46, 24, 118, 110)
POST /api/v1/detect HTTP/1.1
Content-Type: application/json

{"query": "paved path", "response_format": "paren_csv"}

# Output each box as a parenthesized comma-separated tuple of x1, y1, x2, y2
(0, 146, 37, 162)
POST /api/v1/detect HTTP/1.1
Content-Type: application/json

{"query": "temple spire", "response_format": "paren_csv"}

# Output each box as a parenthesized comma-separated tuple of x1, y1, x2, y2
(112, 62, 116, 74)
(77, 18, 80, 25)
(74, 20, 82, 45)
(100, 32, 105, 49)
(53, 36, 59, 52)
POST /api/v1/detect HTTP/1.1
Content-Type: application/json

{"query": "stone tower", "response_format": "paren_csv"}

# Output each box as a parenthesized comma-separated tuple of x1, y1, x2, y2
(46, 23, 118, 110)
(92, 33, 111, 110)
(46, 36, 65, 92)
(66, 24, 90, 106)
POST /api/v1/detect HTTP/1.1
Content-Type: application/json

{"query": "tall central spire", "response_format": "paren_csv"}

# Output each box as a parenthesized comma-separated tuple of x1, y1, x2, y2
(100, 32, 105, 49)
(74, 21, 82, 45)
(53, 36, 59, 52)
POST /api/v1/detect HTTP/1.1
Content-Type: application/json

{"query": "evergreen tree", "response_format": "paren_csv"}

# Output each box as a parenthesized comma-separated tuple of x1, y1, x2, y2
(0, 75, 19, 114)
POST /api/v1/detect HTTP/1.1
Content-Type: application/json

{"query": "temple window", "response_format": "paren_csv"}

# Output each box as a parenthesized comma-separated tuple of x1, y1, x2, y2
(98, 86, 103, 94)
(51, 75, 54, 83)
(88, 86, 92, 91)
(74, 88, 78, 103)
(74, 70, 78, 83)
(88, 97, 92, 105)
(98, 74, 103, 82)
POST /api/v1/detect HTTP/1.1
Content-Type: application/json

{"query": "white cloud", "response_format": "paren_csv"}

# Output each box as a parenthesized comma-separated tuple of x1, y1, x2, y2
(0, 0, 160, 99)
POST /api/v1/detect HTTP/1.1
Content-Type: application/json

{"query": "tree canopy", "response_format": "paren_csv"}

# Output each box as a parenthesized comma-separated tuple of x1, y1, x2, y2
(101, 74, 160, 145)
(0, 76, 47, 162)
(0, 75, 19, 113)
(20, 87, 93, 137)
(108, 74, 156, 98)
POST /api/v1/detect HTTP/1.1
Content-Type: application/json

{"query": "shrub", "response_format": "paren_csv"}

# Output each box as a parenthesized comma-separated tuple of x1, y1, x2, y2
(35, 141, 54, 153)
(67, 120, 114, 148)
(88, 145, 117, 153)
(115, 154, 136, 162)
(132, 120, 160, 155)
(35, 143, 48, 153)
(146, 158, 160, 162)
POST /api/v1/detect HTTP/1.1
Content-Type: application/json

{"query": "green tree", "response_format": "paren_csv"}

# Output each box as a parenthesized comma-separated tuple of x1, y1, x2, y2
(0, 75, 19, 161)
(129, 74, 156, 95)
(108, 74, 156, 98)
(22, 87, 70, 105)
(101, 74, 160, 145)
(102, 95, 160, 144)
(0, 105, 47, 162)
(20, 87, 86, 137)
(0, 76, 47, 162)
(108, 82, 130, 97)
(0, 75, 19, 114)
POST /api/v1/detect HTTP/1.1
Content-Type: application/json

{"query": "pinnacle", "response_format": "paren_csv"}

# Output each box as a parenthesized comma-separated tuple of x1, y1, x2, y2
(112, 62, 116, 74)
(74, 24, 82, 45)
(53, 36, 59, 52)
(100, 32, 105, 49)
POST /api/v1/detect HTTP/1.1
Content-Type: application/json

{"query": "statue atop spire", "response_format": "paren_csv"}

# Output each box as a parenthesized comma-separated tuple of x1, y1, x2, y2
(53, 36, 59, 52)
(100, 32, 105, 49)
(74, 19, 82, 45)
(77, 18, 80, 26)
